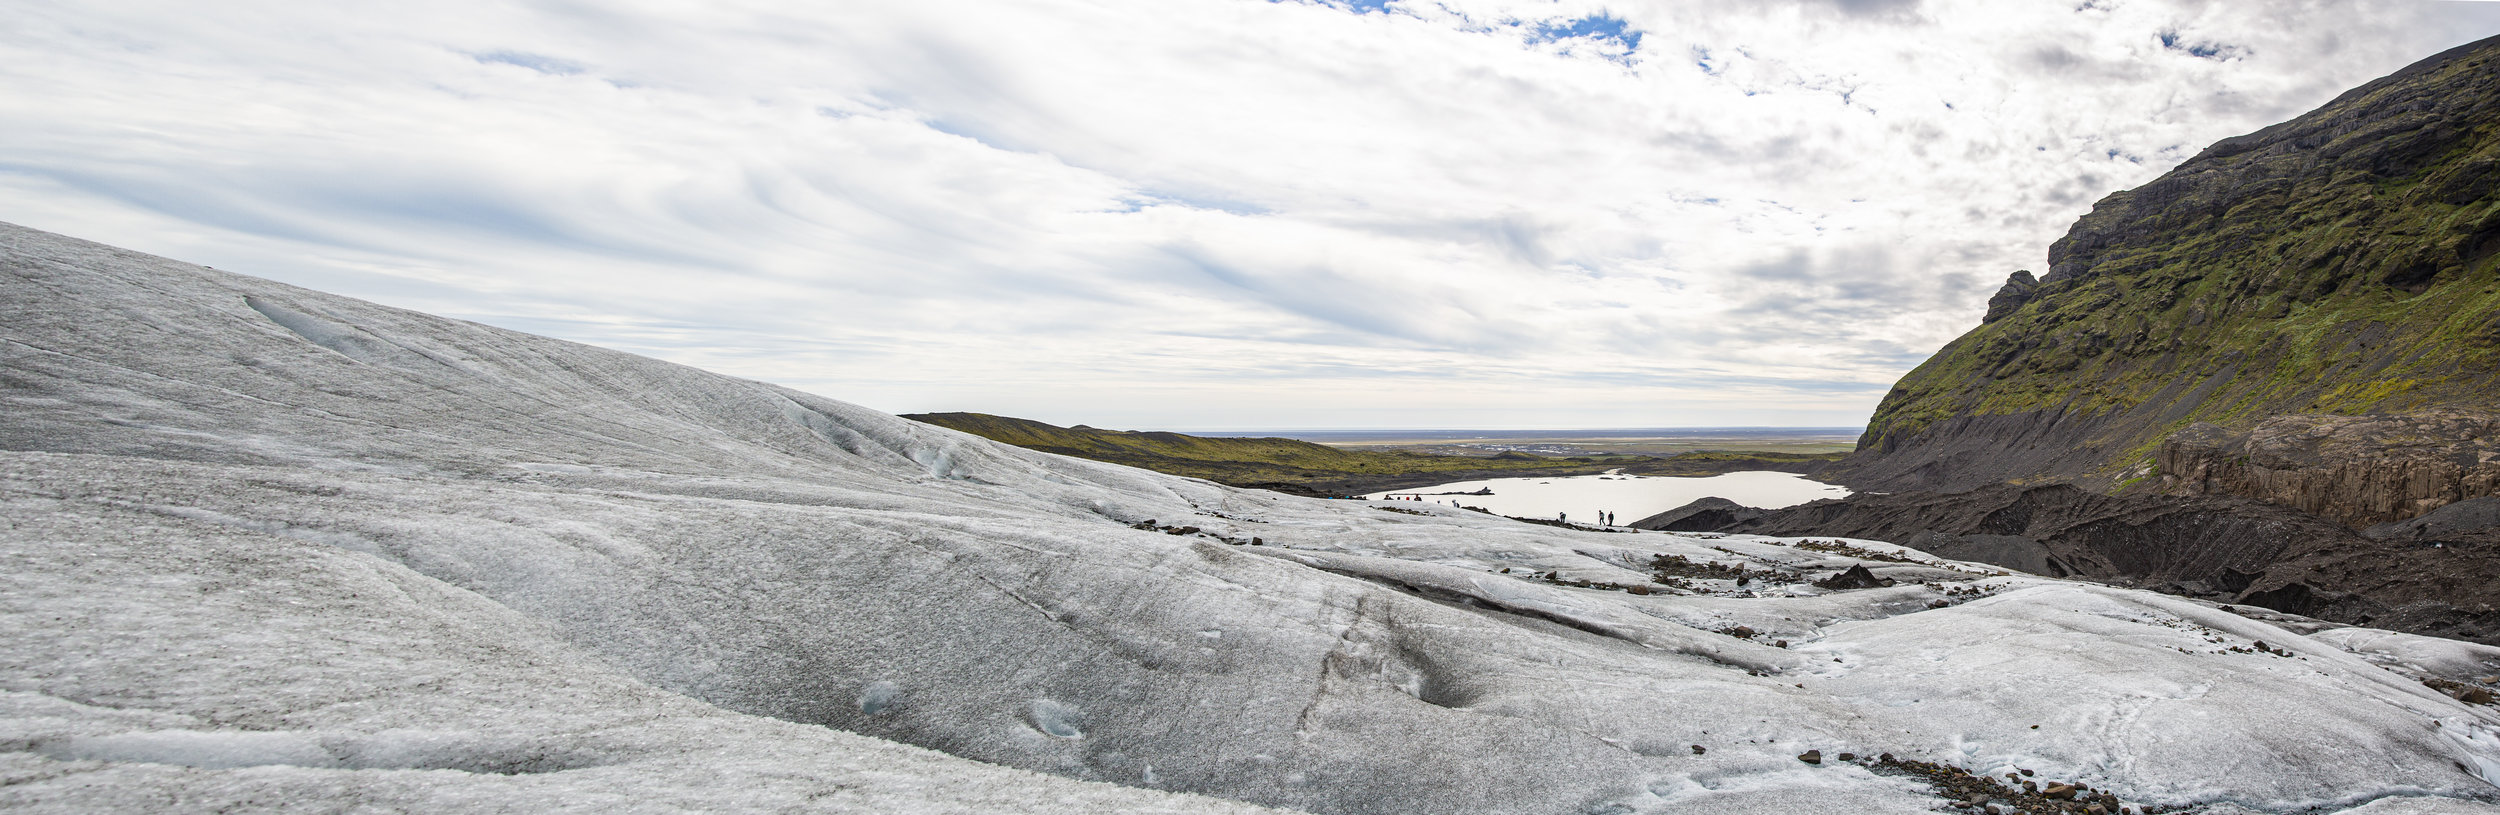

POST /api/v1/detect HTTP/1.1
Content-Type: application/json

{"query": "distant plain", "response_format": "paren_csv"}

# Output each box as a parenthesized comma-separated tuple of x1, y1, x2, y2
(1197, 427, 1863, 458)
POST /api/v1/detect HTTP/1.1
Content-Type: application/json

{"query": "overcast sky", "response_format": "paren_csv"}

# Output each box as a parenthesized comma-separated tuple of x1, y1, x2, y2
(6, 1, 2499, 429)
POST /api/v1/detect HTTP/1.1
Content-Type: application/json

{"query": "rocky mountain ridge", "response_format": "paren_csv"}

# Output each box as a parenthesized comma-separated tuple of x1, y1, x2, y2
(1698, 35, 2500, 645)
(1831, 34, 2500, 506)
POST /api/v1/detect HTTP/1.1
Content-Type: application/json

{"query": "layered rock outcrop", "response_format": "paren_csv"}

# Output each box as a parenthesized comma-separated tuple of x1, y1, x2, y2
(2159, 411, 2500, 525)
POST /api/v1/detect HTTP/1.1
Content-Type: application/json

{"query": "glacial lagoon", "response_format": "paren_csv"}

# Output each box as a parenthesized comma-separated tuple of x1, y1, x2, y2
(1364, 469, 1849, 523)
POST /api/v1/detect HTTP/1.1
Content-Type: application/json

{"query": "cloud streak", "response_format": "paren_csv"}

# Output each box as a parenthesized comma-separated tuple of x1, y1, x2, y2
(3, 0, 2497, 428)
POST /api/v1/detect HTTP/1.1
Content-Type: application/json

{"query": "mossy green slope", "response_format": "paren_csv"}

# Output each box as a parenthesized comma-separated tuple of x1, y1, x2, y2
(1837, 35, 2500, 490)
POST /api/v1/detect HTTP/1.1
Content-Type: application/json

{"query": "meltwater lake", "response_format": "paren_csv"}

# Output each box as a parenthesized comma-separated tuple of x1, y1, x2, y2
(1364, 470, 1849, 524)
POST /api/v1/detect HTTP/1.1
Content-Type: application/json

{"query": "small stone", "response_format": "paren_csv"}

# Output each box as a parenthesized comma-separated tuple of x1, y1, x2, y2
(2019, 769, 2035, 777)
(1729, 626, 1758, 639)
(1837, 752, 1856, 762)
(1879, 753, 1895, 762)
(1798, 749, 1822, 765)
(1691, 745, 1706, 755)
(2087, 806, 2107, 815)
(2046, 783, 2076, 799)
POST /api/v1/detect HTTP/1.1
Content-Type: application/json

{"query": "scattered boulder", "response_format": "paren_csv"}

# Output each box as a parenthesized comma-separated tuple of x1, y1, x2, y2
(1814, 564, 1895, 590)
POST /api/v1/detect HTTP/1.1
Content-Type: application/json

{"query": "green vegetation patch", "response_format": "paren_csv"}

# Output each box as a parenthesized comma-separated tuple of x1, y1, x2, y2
(1858, 49, 2500, 480)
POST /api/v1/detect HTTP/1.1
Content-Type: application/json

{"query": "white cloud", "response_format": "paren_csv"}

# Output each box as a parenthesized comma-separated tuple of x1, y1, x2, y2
(3, 0, 2496, 429)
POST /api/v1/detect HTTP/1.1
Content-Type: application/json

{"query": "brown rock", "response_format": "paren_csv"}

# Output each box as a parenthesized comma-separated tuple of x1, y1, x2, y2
(2161, 412, 2500, 526)
(1815, 564, 1896, 590)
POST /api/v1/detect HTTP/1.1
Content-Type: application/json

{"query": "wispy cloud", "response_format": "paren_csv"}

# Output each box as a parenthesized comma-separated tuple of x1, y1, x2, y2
(3, 0, 2496, 429)
(471, 50, 587, 75)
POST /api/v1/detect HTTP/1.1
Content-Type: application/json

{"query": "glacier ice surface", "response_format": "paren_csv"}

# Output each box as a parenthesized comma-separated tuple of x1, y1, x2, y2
(4, 221, 2500, 813)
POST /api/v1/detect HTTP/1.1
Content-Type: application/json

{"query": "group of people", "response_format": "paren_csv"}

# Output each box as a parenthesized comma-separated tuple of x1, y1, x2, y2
(1377, 498, 1620, 527)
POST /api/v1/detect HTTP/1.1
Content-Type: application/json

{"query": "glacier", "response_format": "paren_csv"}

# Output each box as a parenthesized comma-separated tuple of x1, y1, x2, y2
(2, 219, 2498, 814)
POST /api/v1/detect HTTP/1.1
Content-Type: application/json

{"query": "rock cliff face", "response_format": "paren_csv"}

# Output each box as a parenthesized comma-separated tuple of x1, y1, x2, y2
(1774, 36, 2500, 643)
(1832, 34, 2500, 504)
(2159, 410, 2500, 525)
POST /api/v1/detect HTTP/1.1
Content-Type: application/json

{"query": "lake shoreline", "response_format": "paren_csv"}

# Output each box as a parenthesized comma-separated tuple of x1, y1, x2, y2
(1363, 469, 1851, 523)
